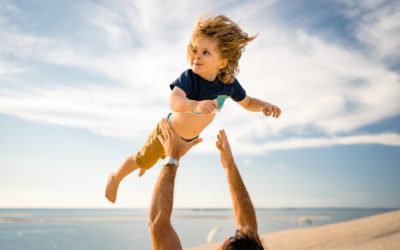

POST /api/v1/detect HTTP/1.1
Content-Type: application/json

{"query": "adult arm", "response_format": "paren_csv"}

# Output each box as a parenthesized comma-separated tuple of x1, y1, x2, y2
(216, 130, 258, 234)
(148, 164, 181, 250)
(148, 119, 202, 250)
(238, 95, 281, 118)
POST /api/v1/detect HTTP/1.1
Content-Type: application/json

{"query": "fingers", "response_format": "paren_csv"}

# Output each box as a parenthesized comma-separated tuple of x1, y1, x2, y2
(219, 129, 227, 141)
(160, 118, 172, 140)
(159, 119, 167, 137)
(271, 106, 281, 118)
(205, 101, 216, 113)
(198, 100, 217, 114)
(269, 105, 278, 118)
(218, 129, 228, 144)
(189, 137, 203, 147)
(262, 106, 269, 116)
(164, 118, 173, 136)
(157, 135, 165, 147)
(216, 132, 222, 144)
(263, 105, 272, 117)
(187, 138, 203, 152)
(163, 117, 177, 133)
(263, 105, 281, 118)
(216, 132, 222, 150)
(216, 129, 230, 150)
(158, 119, 173, 149)
(276, 107, 282, 118)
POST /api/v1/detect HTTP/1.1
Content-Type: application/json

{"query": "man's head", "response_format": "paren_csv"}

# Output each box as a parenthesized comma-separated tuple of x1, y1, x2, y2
(187, 15, 257, 84)
(218, 230, 265, 250)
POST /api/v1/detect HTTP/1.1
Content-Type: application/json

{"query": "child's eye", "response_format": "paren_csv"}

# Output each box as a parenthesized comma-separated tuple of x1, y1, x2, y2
(192, 48, 197, 54)
(203, 50, 210, 55)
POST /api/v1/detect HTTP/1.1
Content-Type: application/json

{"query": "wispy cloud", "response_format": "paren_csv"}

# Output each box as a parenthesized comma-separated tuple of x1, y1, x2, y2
(338, 0, 400, 63)
(0, 60, 23, 76)
(0, 0, 399, 154)
(194, 131, 400, 155)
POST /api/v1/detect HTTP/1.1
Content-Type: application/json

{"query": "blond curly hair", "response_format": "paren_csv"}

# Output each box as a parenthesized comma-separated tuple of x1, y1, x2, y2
(187, 15, 257, 84)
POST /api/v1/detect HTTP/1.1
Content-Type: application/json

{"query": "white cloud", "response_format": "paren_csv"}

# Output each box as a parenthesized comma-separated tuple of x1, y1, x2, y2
(0, 85, 168, 139)
(357, 5, 400, 61)
(235, 27, 400, 135)
(0, 0, 399, 154)
(193, 132, 400, 155)
(338, 0, 400, 62)
(0, 60, 24, 76)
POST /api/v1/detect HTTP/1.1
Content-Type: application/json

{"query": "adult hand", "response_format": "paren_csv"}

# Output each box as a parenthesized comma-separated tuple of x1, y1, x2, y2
(194, 100, 217, 114)
(262, 103, 281, 118)
(158, 118, 202, 160)
(216, 129, 235, 168)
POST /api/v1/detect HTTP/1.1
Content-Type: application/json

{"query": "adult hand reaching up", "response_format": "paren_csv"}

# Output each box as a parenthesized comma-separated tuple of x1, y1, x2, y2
(158, 118, 203, 160)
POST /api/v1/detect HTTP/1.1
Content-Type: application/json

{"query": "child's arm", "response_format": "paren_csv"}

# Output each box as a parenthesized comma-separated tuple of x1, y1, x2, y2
(170, 87, 217, 114)
(238, 95, 281, 118)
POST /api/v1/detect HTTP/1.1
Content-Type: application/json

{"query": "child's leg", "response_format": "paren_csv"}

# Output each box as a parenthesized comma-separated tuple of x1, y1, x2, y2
(105, 154, 142, 203)
(105, 119, 166, 203)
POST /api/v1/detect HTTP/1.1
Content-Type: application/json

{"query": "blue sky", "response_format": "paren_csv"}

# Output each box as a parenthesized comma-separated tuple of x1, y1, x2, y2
(0, 0, 399, 208)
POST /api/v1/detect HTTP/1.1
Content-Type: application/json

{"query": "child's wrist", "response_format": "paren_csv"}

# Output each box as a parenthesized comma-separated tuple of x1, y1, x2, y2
(188, 100, 198, 112)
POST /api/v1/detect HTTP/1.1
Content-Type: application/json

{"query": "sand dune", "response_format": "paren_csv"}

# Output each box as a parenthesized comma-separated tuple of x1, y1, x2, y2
(186, 210, 400, 250)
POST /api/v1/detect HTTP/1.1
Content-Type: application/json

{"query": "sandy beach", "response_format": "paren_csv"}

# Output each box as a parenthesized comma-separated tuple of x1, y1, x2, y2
(186, 210, 400, 250)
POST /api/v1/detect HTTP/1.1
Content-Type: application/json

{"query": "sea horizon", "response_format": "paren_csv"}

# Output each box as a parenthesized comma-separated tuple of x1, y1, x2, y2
(1, 207, 397, 250)
(1, 206, 398, 210)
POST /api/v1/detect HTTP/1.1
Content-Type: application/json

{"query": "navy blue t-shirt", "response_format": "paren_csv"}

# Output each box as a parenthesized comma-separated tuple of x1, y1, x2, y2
(170, 69, 246, 102)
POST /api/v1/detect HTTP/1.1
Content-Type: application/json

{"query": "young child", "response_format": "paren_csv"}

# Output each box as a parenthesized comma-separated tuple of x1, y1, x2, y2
(105, 15, 281, 203)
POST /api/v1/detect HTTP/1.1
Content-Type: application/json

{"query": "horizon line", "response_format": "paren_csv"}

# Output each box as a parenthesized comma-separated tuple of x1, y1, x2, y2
(1, 206, 398, 210)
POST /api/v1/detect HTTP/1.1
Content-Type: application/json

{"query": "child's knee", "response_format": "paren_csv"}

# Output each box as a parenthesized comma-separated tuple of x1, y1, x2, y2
(123, 155, 138, 169)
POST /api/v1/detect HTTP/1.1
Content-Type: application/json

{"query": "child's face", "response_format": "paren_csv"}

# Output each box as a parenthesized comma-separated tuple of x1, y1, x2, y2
(189, 36, 227, 81)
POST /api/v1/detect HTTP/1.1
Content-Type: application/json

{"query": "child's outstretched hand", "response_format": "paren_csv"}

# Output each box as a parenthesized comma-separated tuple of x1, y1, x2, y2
(262, 103, 281, 118)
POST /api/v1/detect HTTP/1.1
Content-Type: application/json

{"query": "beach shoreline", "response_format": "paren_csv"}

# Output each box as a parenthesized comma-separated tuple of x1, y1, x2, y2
(185, 210, 400, 250)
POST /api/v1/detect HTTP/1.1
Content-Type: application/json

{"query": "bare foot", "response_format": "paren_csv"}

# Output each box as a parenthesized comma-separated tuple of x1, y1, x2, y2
(105, 173, 119, 203)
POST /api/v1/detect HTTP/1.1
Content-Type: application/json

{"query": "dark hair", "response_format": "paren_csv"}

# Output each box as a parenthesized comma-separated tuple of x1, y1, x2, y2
(222, 230, 265, 250)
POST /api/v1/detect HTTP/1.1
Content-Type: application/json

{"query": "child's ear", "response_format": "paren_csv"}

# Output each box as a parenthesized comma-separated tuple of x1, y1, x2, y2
(219, 59, 228, 69)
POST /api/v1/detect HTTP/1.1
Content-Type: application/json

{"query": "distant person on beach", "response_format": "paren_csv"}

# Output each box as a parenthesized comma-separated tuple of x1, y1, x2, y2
(148, 118, 265, 250)
(105, 14, 281, 203)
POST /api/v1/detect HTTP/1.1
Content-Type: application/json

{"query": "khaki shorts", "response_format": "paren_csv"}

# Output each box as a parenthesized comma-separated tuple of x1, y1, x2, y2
(135, 120, 166, 169)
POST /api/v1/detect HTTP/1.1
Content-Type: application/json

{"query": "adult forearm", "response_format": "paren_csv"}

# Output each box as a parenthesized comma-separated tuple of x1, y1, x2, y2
(149, 165, 177, 227)
(225, 161, 258, 231)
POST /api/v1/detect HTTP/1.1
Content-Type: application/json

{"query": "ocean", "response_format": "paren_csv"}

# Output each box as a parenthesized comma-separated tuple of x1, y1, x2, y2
(0, 208, 395, 250)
